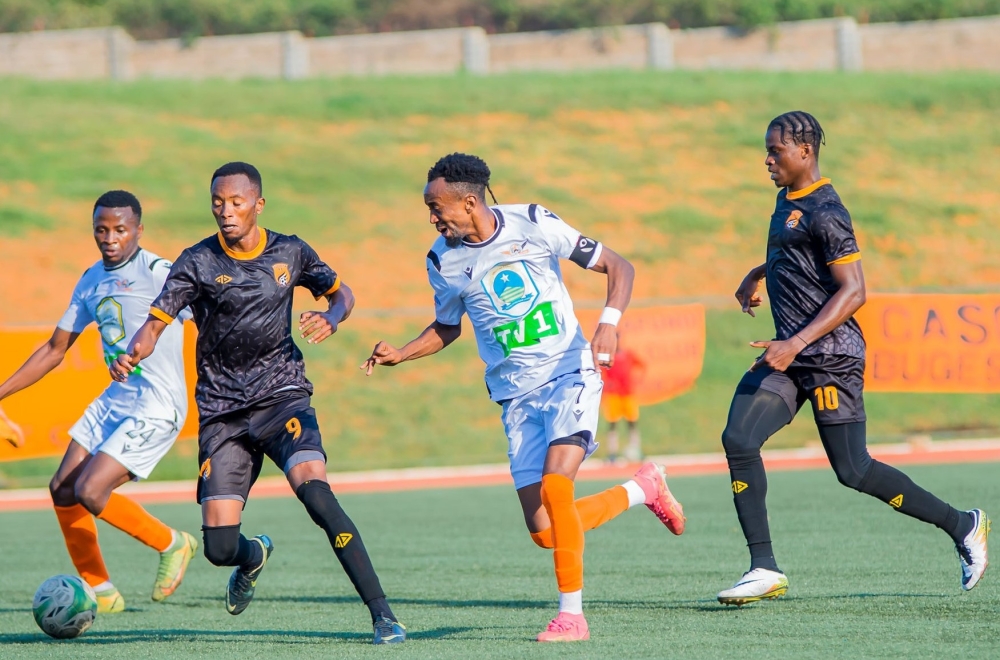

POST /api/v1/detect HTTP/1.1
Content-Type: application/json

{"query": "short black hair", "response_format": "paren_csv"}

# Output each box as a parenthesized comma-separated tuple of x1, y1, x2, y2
(768, 111, 826, 156)
(427, 153, 493, 201)
(93, 190, 141, 220)
(211, 161, 262, 196)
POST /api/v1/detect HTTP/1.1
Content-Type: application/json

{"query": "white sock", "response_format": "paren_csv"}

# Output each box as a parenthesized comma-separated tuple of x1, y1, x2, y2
(161, 529, 178, 553)
(92, 580, 114, 593)
(623, 480, 646, 508)
(559, 590, 583, 615)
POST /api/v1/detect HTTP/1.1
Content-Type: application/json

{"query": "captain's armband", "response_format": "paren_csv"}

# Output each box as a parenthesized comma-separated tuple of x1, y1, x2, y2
(569, 236, 603, 269)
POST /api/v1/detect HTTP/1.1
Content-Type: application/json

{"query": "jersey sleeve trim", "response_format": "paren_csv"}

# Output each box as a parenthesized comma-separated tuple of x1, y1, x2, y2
(149, 307, 175, 324)
(786, 177, 832, 200)
(217, 227, 267, 261)
(314, 276, 341, 300)
(828, 252, 861, 266)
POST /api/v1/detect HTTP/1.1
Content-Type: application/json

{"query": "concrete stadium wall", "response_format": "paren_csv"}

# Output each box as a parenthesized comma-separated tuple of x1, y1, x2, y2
(310, 27, 487, 76)
(0, 16, 996, 80)
(0, 27, 127, 79)
(489, 24, 669, 73)
(861, 15, 1000, 71)
(673, 18, 857, 71)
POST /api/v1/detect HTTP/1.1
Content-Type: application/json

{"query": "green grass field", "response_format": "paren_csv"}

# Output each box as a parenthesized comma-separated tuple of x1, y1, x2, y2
(0, 462, 998, 659)
(1, 70, 1000, 484)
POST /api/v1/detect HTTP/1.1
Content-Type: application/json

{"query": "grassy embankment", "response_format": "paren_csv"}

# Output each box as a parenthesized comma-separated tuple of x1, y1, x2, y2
(0, 71, 998, 485)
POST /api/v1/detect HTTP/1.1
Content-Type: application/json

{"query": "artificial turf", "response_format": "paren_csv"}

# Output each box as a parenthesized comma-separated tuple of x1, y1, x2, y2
(0, 462, 997, 659)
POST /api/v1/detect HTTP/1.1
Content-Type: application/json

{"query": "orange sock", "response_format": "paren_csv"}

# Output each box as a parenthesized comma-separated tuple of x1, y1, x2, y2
(53, 504, 110, 588)
(540, 473, 585, 593)
(97, 492, 174, 553)
(531, 485, 630, 549)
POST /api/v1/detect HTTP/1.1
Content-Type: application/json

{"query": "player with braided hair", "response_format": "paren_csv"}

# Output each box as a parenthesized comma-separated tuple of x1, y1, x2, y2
(716, 111, 989, 605)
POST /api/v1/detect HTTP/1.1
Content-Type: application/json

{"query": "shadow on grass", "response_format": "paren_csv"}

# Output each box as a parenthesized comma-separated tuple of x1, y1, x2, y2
(0, 625, 471, 645)
(252, 594, 554, 610)
(667, 592, 951, 613)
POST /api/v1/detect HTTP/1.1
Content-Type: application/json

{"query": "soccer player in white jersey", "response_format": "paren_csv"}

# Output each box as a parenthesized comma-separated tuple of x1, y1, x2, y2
(363, 154, 686, 642)
(0, 191, 197, 613)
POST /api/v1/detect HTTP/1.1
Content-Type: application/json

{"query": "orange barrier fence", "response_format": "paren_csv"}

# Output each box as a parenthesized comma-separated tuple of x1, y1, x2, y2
(578, 304, 706, 406)
(856, 294, 1000, 393)
(0, 324, 199, 463)
(3, 294, 994, 463)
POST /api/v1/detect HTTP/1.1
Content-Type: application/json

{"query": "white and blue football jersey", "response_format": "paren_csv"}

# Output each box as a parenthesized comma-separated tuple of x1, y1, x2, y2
(427, 204, 603, 401)
(58, 249, 189, 416)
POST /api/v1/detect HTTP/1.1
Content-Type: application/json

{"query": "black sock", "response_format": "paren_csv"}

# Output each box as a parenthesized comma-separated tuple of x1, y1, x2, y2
(365, 596, 395, 623)
(234, 534, 264, 569)
(296, 480, 391, 620)
(858, 461, 972, 544)
(728, 451, 780, 572)
(722, 388, 792, 573)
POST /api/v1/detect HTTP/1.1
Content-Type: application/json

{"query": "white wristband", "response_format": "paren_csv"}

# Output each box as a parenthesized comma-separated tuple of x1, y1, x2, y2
(598, 307, 622, 327)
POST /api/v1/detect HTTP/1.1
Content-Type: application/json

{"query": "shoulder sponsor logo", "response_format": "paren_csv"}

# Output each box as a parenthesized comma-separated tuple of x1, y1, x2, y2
(215, 274, 232, 285)
(334, 533, 353, 548)
(273, 263, 291, 287)
(199, 458, 212, 481)
(501, 239, 531, 257)
(785, 210, 803, 230)
(481, 261, 539, 318)
(463, 266, 474, 279)
(732, 480, 748, 494)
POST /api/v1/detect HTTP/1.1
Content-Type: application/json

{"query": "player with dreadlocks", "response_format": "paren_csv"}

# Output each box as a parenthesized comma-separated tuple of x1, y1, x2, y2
(716, 111, 989, 606)
(363, 153, 686, 642)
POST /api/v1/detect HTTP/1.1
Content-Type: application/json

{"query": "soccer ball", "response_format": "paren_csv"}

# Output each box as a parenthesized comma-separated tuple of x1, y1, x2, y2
(32, 575, 97, 639)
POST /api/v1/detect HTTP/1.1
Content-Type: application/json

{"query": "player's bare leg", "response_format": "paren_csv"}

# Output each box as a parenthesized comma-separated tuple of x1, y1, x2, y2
(74, 452, 197, 602)
(287, 459, 404, 644)
(49, 443, 125, 613)
(624, 420, 642, 463)
(605, 421, 620, 464)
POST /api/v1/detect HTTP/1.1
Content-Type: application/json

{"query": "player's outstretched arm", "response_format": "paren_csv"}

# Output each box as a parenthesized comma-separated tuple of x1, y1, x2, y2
(735, 263, 767, 317)
(750, 260, 866, 372)
(300, 282, 356, 345)
(110, 317, 168, 382)
(588, 245, 635, 369)
(361, 321, 462, 376)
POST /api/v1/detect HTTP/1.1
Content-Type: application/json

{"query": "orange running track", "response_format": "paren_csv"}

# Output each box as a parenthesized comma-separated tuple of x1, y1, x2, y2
(2, 438, 998, 513)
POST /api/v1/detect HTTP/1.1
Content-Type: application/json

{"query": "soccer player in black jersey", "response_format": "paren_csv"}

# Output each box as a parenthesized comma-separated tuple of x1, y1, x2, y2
(716, 112, 989, 606)
(109, 162, 405, 644)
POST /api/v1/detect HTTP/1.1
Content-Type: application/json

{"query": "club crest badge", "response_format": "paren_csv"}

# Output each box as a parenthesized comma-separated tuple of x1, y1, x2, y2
(785, 210, 803, 229)
(273, 263, 291, 287)
(481, 261, 539, 318)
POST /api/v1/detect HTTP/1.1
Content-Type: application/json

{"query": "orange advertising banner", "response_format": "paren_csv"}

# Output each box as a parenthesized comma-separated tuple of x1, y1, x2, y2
(856, 294, 1000, 393)
(578, 304, 706, 406)
(0, 324, 199, 463)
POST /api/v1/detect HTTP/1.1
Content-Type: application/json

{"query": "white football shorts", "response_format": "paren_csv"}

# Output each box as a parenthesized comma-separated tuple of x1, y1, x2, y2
(502, 368, 603, 489)
(68, 392, 184, 480)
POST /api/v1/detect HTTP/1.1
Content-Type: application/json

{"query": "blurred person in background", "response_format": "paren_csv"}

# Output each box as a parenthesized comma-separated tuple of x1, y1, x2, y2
(601, 331, 646, 463)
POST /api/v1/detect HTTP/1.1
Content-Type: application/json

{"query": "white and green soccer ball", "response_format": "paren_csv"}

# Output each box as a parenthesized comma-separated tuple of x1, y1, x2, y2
(32, 575, 97, 639)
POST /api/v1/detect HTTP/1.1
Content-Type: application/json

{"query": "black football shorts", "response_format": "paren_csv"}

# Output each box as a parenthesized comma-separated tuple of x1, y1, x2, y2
(738, 353, 866, 426)
(196, 393, 326, 504)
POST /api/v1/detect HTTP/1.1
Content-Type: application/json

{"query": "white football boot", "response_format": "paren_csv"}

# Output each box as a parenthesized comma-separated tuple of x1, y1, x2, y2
(957, 508, 990, 591)
(717, 568, 789, 606)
